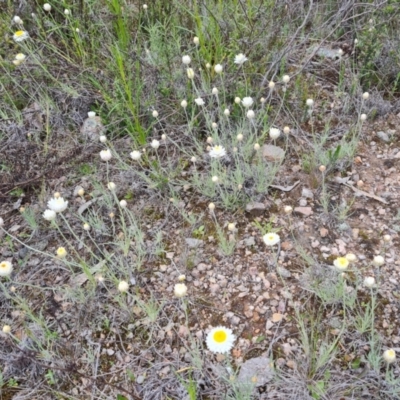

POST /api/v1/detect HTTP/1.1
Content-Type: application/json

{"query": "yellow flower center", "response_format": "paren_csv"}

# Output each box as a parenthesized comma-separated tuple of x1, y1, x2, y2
(15, 31, 24, 37)
(0, 262, 7, 269)
(213, 330, 227, 343)
(337, 257, 348, 266)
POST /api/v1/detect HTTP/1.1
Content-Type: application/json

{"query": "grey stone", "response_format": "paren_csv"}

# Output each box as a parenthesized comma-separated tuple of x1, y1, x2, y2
(301, 188, 314, 199)
(277, 266, 291, 278)
(80, 116, 105, 141)
(262, 145, 285, 162)
(245, 202, 266, 216)
(377, 131, 390, 143)
(237, 356, 273, 387)
(299, 198, 308, 207)
(243, 237, 256, 247)
(294, 206, 313, 216)
(185, 238, 203, 248)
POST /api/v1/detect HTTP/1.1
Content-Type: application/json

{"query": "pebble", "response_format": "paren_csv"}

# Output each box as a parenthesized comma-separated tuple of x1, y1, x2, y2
(299, 198, 308, 206)
(80, 116, 105, 141)
(302, 188, 314, 199)
(185, 238, 203, 248)
(320, 228, 329, 237)
(377, 131, 390, 142)
(262, 144, 285, 162)
(245, 202, 266, 216)
(277, 266, 291, 278)
(294, 206, 313, 216)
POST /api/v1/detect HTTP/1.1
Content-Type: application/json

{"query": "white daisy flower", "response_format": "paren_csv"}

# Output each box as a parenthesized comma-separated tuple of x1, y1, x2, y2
(209, 145, 226, 159)
(2, 325, 11, 333)
(363, 276, 376, 288)
(214, 64, 223, 73)
(47, 197, 68, 213)
(0, 261, 13, 277)
(151, 139, 160, 149)
(174, 283, 188, 298)
(43, 209, 56, 221)
(241, 97, 253, 108)
(373, 255, 384, 266)
(195, 97, 205, 106)
(56, 247, 67, 259)
(234, 53, 248, 65)
(269, 127, 281, 140)
(182, 55, 191, 65)
(100, 149, 112, 161)
(263, 232, 280, 246)
(13, 30, 29, 42)
(15, 53, 26, 61)
(246, 110, 255, 119)
(187, 68, 195, 79)
(118, 281, 129, 292)
(130, 150, 141, 160)
(206, 326, 236, 353)
(333, 257, 349, 272)
(383, 349, 396, 364)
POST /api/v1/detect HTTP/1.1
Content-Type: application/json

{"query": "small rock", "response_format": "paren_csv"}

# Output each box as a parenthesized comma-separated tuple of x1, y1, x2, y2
(245, 202, 266, 216)
(294, 207, 313, 216)
(210, 284, 220, 294)
(266, 320, 274, 330)
(320, 228, 329, 237)
(299, 198, 308, 207)
(80, 116, 105, 141)
(281, 241, 292, 251)
(230, 316, 241, 325)
(352, 228, 360, 239)
(197, 263, 207, 271)
(185, 238, 203, 248)
(286, 360, 297, 369)
(237, 356, 273, 387)
(277, 266, 291, 278)
(262, 144, 285, 162)
(377, 131, 390, 143)
(106, 349, 115, 356)
(301, 188, 314, 199)
(243, 236, 256, 247)
(136, 375, 145, 384)
(272, 313, 283, 322)
(311, 240, 320, 248)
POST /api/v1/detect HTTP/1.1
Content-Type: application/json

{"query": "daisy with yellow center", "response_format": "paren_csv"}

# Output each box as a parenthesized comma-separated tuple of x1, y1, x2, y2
(13, 30, 29, 42)
(0, 261, 13, 277)
(56, 247, 67, 259)
(263, 232, 280, 246)
(333, 257, 349, 272)
(209, 145, 226, 159)
(206, 326, 236, 353)
(383, 349, 396, 364)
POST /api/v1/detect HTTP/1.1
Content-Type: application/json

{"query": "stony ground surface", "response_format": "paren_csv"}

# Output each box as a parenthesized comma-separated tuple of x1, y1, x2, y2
(1, 108, 400, 398)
